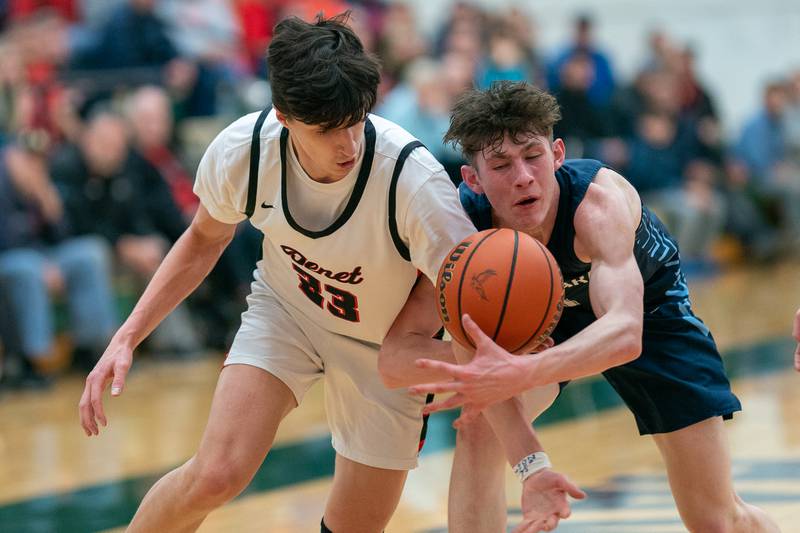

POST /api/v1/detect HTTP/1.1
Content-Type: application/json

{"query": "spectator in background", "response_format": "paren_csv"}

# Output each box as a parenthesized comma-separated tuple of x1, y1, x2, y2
(498, 7, 546, 88)
(432, 1, 483, 58)
(2, 0, 80, 23)
(0, 143, 116, 384)
(71, 0, 178, 72)
(378, 57, 464, 184)
(0, 11, 81, 148)
(157, 0, 248, 117)
(232, 0, 284, 78)
(127, 85, 197, 220)
(640, 28, 675, 73)
(377, 2, 427, 86)
(548, 13, 615, 107)
(736, 81, 800, 251)
(674, 45, 726, 167)
(615, 109, 725, 268)
(51, 110, 200, 354)
(553, 52, 608, 158)
(476, 28, 529, 89)
(784, 70, 800, 175)
(722, 157, 780, 261)
(69, 0, 200, 117)
(126, 85, 258, 348)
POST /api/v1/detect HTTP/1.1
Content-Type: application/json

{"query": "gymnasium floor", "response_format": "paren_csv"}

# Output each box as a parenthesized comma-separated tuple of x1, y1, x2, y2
(1, 260, 799, 533)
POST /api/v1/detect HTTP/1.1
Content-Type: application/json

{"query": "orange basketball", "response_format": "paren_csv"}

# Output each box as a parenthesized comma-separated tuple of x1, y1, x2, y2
(436, 228, 564, 353)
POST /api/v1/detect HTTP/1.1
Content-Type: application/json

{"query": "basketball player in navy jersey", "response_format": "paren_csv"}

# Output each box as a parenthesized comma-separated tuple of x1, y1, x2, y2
(382, 81, 779, 532)
(77, 16, 577, 533)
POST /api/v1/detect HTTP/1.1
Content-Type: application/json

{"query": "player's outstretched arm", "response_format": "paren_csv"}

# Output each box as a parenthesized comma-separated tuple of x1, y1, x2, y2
(78, 205, 236, 436)
(450, 341, 586, 531)
(516, 468, 586, 533)
(411, 169, 644, 412)
(793, 307, 800, 372)
(378, 276, 458, 388)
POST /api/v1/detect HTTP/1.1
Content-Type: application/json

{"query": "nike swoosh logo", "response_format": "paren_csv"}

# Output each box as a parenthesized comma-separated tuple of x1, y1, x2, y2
(261, 202, 274, 209)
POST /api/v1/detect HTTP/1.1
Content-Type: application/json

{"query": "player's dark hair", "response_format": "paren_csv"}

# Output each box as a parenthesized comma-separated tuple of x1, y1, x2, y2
(444, 81, 561, 160)
(267, 12, 380, 131)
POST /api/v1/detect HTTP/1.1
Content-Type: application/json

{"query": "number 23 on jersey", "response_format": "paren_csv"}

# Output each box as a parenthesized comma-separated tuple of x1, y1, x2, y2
(292, 264, 360, 322)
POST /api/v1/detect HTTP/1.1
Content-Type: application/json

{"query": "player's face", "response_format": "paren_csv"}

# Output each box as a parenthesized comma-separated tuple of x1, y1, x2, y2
(463, 134, 565, 238)
(278, 113, 364, 182)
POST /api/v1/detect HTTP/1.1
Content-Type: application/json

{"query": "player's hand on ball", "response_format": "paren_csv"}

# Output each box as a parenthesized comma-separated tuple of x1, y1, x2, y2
(513, 468, 586, 533)
(410, 314, 536, 422)
(78, 339, 133, 436)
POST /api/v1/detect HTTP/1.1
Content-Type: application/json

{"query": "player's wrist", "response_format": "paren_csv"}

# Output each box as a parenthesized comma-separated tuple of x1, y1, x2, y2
(516, 354, 542, 389)
(514, 451, 552, 482)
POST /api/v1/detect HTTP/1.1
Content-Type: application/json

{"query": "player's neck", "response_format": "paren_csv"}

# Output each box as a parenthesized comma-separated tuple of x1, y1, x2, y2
(290, 137, 345, 184)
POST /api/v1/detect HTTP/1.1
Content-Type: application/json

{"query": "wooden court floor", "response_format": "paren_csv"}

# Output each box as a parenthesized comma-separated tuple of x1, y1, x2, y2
(1, 260, 799, 532)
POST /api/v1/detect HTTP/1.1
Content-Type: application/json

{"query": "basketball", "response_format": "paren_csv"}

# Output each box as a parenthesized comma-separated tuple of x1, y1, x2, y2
(436, 228, 564, 353)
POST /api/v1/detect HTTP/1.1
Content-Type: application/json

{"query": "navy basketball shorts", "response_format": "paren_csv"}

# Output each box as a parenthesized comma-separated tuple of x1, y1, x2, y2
(555, 300, 742, 435)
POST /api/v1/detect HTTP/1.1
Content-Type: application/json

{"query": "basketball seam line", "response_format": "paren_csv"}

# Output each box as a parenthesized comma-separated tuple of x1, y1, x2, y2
(513, 239, 556, 353)
(457, 228, 502, 348)
(492, 230, 518, 342)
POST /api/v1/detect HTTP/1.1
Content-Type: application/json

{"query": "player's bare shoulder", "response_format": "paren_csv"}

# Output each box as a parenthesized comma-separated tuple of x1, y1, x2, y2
(577, 168, 641, 233)
(573, 167, 641, 261)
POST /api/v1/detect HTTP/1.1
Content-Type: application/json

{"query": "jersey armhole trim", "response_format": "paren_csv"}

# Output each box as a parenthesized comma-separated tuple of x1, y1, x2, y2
(244, 106, 272, 218)
(388, 141, 424, 261)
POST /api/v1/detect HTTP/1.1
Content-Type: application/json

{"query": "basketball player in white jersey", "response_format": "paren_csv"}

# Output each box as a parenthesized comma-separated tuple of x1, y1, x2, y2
(77, 13, 576, 533)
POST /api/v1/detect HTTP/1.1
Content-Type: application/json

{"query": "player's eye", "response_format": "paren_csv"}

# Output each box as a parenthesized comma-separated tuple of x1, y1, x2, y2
(493, 164, 509, 171)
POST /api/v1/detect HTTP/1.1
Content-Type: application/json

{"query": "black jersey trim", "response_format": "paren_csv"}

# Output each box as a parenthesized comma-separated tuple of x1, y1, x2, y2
(388, 141, 424, 261)
(244, 107, 272, 218)
(279, 119, 376, 239)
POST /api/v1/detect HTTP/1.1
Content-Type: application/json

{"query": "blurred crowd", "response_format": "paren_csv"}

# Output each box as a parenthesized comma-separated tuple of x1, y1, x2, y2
(1, 0, 799, 391)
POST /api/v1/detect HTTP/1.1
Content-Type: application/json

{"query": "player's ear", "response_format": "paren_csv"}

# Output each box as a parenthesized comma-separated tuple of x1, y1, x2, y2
(461, 164, 484, 194)
(275, 110, 289, 128)
(552, 138, 566, 170)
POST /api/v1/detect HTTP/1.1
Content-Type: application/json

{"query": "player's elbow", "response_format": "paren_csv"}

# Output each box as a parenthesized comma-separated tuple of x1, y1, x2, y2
(616, 319, 643, 364)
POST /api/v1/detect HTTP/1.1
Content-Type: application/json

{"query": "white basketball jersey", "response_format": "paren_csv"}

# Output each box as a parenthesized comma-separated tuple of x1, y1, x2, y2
(194, 110, 475, 344)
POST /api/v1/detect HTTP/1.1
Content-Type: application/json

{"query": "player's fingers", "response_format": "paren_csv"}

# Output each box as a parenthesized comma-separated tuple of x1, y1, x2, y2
(111, 359, 131, 396)
(89, 372, 108, 428)
(409, 379, 465, 396)
(423, 393, 466, 415)
(78, 385, 95, 436)
(414, 358, 462, 376)
(794, 346, 800, 372)
(510, 519, 538, 533)
(452, 405, 482, 428)
(462, 314, 492, 347)
(556, 497, 572, 519)
(542, 516, 558, 531)
(561, 477, 587, 499)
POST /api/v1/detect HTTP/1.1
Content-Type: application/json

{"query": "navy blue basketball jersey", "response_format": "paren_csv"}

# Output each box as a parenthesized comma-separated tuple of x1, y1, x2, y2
(460, 159, 740, 435)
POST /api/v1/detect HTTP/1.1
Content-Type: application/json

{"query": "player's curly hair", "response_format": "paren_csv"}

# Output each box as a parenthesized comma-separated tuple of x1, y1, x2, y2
(268, 12, 381, 131)
(444, 81, 561, 160)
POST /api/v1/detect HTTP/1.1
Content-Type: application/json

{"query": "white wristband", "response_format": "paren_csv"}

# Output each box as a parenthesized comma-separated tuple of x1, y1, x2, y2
(513, 451, 552, 482)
